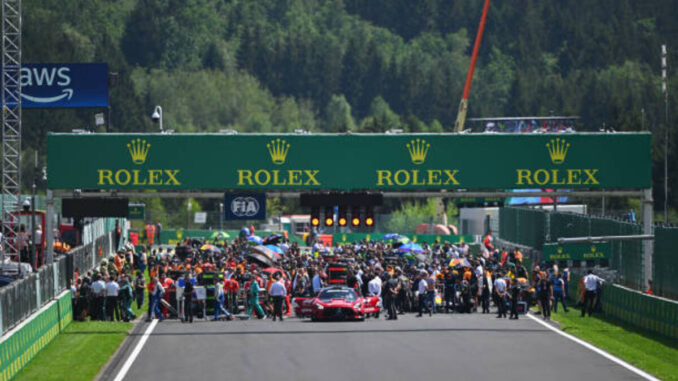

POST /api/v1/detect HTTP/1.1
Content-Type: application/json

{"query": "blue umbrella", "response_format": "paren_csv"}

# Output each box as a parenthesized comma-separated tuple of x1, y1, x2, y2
(247, 235, 263, 245)
(396, 242, 424, 253)
(383, 233, 403, 240)
(265, 244, 284, 254)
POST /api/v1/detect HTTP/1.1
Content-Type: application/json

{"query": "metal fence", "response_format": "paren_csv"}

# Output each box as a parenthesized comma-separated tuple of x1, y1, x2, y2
(499, 207, 646, 291)
(0, 226, 117, 336)
(565, 272, 678, 340)
(654, 227, 678, 300)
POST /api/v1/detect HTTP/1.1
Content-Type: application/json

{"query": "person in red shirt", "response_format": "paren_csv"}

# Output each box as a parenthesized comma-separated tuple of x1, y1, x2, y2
(160, 274, 174, 318)
(223, 277, 240, 314)
(646, 280, 653, 295)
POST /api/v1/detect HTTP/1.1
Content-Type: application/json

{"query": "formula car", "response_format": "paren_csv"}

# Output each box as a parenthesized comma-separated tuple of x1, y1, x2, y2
(293, 286, 380, 321)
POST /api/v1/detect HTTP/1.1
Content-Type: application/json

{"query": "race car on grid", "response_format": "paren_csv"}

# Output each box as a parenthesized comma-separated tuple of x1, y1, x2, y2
(293, 286, 380, 321)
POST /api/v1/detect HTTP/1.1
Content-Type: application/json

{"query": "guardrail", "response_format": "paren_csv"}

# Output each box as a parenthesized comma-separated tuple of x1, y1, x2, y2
(567, 273, 678, 340)
(0, 229, 117, 336)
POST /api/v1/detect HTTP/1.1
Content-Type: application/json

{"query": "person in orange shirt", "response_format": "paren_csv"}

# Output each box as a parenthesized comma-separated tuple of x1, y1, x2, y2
(463, 268, 472, 281)
(114, 253, 123, 274)
(145, 224, 156, 245)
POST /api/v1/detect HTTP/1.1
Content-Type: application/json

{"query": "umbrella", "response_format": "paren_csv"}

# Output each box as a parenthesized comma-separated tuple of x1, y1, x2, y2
(265, 244, 284, 255)
(247, 235, 263, 245)
(209, 231, 230, 241)
(251, 245, 280, 260)
(263, 234, 283, 245)
(395, 237, 410, 244)
(397, 242, 424, 253)
(200, 244, 221, 253)
(384, 233, 406, 240)
(246, 252, 274, 267)
(449, 258, 471, 268)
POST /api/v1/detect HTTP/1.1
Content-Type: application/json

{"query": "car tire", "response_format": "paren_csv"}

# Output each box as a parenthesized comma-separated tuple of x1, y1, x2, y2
(311, 316, 318, 322)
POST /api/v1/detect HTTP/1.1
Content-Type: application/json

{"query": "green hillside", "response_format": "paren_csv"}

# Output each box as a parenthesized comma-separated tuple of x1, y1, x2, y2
(19, 0, 678, 212)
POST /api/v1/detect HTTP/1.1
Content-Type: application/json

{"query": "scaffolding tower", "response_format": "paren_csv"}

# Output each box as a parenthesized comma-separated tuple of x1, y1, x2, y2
(1, 0, 22, 270)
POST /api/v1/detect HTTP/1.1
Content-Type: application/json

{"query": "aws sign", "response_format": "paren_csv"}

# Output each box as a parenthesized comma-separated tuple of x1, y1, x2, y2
(21, 63, 108, 108)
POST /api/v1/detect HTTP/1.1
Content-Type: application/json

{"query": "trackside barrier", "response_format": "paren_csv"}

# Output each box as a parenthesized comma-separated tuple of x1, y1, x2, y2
(653, 227, 678, 300)
(567, 273, 678, 340)
(499, 207, 645, 291)
(0, 290, 72, 381)
(0, 223, 119, 337)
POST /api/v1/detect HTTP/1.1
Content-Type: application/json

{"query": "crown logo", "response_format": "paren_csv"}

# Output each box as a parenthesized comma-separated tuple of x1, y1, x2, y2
(267, 138, 290, 165)
(591, 245, 596, 252)
(406, 138, 430, 165)
(545, 138, 570, 165)
(127, 138, 150, 165)
(557, 247, 563, 254)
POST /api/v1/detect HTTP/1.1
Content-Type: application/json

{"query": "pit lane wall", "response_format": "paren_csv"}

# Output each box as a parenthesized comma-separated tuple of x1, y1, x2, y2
(0, 290, 72, 381)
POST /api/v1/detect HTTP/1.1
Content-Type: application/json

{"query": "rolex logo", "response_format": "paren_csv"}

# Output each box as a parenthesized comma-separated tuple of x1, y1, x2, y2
(407, 138, 430, 165)
(546, 138, 570, 165)
(127, 138, 150, 165)
(267, 138, 290, 165)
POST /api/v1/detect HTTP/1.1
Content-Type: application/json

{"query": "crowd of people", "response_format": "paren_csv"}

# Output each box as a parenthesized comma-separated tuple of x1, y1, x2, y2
(69, 230, 605, 323)
(483, 119, 576, 133)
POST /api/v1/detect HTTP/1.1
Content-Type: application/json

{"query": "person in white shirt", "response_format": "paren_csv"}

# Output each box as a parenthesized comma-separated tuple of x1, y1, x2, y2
(105, 277, 120, 321)
(368, 274, 382, 297)
(494, 276, 507, 318)
(581, 270, 604, 317)
(416, 271, 431, 317)
(368, 274, 382, 318)
(268, 276, 287, 321)
(312, 271, 323, 295)
(91, 276, 106, 320)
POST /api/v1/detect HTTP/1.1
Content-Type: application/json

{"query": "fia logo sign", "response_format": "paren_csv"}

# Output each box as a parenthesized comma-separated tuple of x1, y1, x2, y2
(231, 196, 260, 217)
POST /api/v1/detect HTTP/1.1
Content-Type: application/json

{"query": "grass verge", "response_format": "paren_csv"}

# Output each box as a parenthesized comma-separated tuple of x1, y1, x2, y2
(548, 307, 678, 381)
(15, 321, 133, 381)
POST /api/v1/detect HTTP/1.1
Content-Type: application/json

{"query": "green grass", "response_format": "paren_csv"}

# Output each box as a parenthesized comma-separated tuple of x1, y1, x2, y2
(548, 307, 678, 380)
(15, 321, 133, 381)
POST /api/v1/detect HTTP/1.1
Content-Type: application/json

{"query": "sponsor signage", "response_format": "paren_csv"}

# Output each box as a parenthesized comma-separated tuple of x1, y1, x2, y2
(224, 193, 266, 220)
(21, 63, 108, 108)
(128, 203, 146, 220)
(194, 212, 207, 224)
(543, 242, 611, 261)
(46, 133, 651, 190)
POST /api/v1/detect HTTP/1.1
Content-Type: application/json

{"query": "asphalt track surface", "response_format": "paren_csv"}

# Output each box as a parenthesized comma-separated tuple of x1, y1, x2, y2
(100, 312, 645, 381)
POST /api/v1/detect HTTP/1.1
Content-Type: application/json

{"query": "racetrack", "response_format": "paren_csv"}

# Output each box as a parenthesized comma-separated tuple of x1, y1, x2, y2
(100, 313, 646, 381)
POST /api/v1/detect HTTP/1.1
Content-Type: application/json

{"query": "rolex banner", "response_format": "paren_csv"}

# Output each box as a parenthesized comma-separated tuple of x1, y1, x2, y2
(46, 133, 651, 190)
(543, 242, 611, 261)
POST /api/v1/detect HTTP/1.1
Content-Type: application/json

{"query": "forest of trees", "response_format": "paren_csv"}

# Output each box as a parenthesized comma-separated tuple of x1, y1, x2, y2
(18, 0, 678, 217)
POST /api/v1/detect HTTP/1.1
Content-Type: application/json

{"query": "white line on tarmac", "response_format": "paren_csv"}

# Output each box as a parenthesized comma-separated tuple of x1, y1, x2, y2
(113, 318, 159, 381)
(526, 314, 660, 381)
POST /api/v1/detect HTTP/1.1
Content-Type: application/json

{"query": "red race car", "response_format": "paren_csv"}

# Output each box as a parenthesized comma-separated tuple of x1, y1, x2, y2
(293, 286, 380, 321)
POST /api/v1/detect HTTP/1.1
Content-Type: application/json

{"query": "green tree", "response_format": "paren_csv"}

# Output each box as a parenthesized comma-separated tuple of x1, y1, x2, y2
(325, 95, 356, 132)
